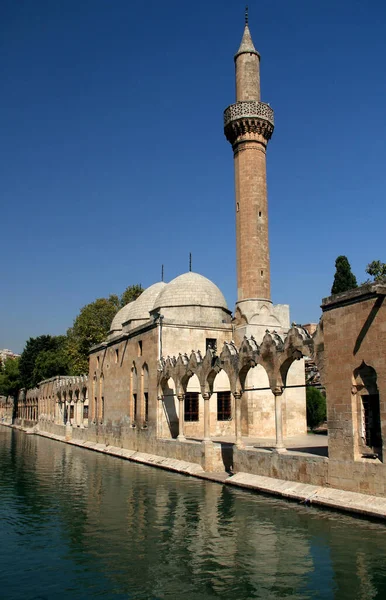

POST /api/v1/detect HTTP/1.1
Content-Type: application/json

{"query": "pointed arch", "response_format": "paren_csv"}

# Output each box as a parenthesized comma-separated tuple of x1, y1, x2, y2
(353, 362, 382, 460)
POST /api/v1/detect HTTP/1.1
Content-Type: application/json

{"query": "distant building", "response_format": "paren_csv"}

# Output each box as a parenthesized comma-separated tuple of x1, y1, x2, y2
(0, 349, 20, 364)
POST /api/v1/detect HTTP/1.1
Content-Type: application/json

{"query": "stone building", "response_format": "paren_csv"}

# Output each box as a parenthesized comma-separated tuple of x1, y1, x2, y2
(321, 281, 386, 494)
(84, 15, 307, 449)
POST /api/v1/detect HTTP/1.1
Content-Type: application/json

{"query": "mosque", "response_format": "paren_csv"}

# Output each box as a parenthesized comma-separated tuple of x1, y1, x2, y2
(85, 13, 307, 446)
(15, 15, 308, 450)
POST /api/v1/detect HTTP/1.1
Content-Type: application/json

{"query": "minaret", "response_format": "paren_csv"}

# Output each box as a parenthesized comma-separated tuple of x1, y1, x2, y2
(224, 7, 274, 303)
(224, 9, 284, 342)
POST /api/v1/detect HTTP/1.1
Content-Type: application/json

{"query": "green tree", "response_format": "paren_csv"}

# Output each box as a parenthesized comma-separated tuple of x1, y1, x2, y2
(0, 358, 22, 398)
(32, 336, 70, 383)
(67, 295, 121, 375)
(331, 255, 358, 295)
(365, 260, 386, 282)
(306, 386, 327, 430)
(19, 335, 68, 389)
(120, 284, 143, 307)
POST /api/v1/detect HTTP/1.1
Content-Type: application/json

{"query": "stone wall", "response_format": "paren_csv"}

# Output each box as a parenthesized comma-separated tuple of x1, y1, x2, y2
(71, 423, 224, 471)
(0, 396, 14, 424)
(234, 447, 328, 486)
(322, 283, 386, 464)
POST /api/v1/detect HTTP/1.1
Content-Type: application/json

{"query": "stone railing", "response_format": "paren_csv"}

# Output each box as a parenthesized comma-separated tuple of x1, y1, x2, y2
(224, 101, 274, 128)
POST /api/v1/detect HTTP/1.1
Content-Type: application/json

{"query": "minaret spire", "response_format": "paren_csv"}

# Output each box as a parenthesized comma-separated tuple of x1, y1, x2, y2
(224, 13, 274, 307)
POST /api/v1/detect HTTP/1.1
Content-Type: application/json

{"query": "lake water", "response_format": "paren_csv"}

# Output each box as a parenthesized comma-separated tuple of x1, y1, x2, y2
(1, 427, 386, 599)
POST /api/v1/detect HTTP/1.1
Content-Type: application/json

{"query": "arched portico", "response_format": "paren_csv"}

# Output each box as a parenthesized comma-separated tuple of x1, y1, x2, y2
(353, 362, 382, 461)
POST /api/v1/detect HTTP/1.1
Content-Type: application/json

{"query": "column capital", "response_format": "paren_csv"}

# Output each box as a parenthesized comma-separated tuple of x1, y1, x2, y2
(273, 386, 284, 396)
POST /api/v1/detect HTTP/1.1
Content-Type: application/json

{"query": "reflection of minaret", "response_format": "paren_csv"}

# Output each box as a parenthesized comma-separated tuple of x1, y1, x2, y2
(224, 9, 289, 343)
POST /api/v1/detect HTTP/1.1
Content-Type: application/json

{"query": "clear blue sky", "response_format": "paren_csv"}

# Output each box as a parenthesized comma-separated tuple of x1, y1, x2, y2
(2, 0, 386, 353)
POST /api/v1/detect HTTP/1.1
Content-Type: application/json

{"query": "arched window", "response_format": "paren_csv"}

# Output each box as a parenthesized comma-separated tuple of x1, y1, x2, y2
(142, 364, 149, 424)
(354, 362, 382, 461)
(131, 364, 138, 424)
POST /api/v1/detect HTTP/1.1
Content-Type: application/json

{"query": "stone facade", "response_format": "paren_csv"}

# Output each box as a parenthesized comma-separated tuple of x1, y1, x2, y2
(15, 376, 89, 431)
(0, 396, 14, 424)
(320, 282, 386, 495)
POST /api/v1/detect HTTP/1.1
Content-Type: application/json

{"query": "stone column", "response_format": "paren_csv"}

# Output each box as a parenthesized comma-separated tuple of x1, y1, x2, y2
(233, 392, 244, 448)
(273, 388, 286, 453)
(72, 400, 77, 427)
(79, 399, 85, 428)
(65, 399, 72, 441)
(157, 395, 163, 438)
(203, 393, 211, 441)
(177, 393, 185, 441)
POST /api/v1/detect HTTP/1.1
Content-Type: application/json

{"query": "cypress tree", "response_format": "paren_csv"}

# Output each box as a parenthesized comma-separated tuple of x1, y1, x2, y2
(331, 255, 358, 295)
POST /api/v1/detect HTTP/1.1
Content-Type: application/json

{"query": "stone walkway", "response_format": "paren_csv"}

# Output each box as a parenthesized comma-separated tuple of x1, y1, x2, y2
(188, 432, 329, 457)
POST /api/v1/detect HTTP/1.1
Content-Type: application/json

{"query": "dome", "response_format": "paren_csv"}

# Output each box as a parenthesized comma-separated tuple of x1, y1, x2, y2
(109, 301, 135, 333)
(153, 272, 228, 311)
(123, 282, 166, 324)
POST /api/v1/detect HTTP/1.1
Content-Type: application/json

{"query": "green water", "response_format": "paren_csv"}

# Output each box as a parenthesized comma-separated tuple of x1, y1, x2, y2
(0, 427, 386, 599)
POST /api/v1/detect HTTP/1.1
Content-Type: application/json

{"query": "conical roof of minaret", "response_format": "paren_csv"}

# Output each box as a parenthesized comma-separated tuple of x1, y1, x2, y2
(234, 24, 260, 59)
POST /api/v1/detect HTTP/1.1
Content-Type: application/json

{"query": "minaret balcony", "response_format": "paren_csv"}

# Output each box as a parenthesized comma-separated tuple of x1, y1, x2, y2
(224, 101, 274, 145)
(224, 101, 274, 127)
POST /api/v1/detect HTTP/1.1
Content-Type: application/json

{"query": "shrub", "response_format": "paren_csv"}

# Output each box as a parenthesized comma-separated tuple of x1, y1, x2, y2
(306, 386, 327, 430)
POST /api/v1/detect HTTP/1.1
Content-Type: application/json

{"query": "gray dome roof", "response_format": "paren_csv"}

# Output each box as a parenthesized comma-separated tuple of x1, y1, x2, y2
(124, 282, 166, 323)
(153, 272, 228, 311)
(110, 301, 135, 333)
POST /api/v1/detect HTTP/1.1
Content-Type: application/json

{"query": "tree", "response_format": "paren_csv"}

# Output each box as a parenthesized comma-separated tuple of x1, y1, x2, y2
(66, 295, 121, 375)
(306, 386, 327, 430)
(120, 284, 143, 307)
(32, 336, 70, 384)
(365, 260, 386, 282)
(19, 335, 69, 389)
(0, 358, 22, 398)
(331, 255, 358, 295)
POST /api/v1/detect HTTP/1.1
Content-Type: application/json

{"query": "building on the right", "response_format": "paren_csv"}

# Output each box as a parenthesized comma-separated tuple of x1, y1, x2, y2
(321, 281, 386, 492)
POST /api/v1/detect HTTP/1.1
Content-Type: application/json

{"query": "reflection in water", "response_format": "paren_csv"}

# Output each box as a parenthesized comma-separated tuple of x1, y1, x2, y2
(0, 427, 386, 599)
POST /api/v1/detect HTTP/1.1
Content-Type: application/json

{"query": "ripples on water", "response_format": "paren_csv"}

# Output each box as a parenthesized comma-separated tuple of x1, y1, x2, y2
(0, 428, 386, 599)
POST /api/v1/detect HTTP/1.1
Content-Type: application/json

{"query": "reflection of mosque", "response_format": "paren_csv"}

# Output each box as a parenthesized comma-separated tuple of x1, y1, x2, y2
(11, 428, 385, 600)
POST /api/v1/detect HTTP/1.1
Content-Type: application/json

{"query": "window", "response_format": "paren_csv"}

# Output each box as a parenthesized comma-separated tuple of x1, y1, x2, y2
(70, 405, 74, 419)
(115, 349, 119, 363)
(362, 394, 382, 451)
(144, 392, 149, 422)
(206, 338, 217, 353)
(185, 393, 199, 422)
(97, 356, 100, 368)
(83, 405, 89, 420)
(217, 392, 232, 421)
(133, 393, 137, 420)
(137, 341, 142, 356)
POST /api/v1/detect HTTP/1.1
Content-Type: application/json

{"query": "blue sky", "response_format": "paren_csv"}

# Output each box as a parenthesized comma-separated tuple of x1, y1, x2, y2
(2, 0, 386, 353)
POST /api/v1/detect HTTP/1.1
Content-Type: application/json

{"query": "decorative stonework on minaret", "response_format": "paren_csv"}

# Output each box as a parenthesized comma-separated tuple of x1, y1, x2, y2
(225, 9, 289, 342)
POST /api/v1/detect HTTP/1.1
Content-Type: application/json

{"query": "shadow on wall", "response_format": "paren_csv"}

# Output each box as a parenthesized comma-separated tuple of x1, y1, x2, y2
(354, 296, 384, 355)
(163, 382, 178, 439)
